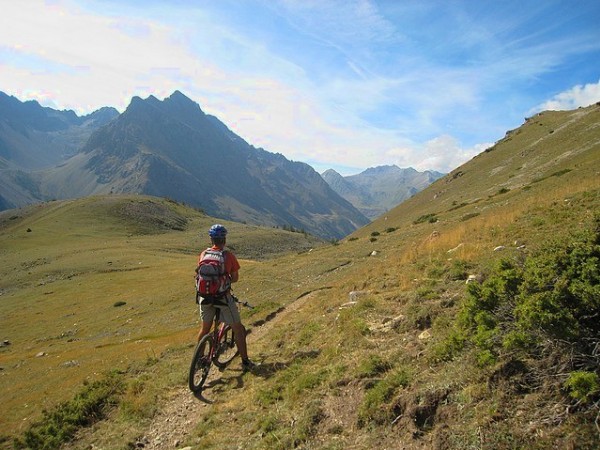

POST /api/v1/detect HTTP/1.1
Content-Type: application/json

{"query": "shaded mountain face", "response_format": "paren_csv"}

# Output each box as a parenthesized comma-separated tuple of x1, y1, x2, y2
(0, 92, 118, 170)
(322, 165, 445, 219)
(0, 92, 119, 209)
(79, 91, 369, 239)
(0, 90, 368, 239)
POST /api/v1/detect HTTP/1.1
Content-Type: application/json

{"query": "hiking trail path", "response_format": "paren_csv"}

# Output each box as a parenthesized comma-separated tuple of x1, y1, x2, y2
(140, 291, 318, 449)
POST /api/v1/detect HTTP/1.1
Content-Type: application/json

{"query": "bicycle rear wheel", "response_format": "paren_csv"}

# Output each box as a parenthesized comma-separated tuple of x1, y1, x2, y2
(214, 325, 239, 369)
(188, 335, 213, 393)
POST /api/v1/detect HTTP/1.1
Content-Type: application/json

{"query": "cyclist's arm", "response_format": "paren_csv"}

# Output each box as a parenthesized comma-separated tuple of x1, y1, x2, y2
(230, 270, 239, 283)
(225, 251, 240, 283)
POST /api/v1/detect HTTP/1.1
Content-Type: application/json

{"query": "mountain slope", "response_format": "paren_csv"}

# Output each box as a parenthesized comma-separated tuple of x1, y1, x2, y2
(322, 165, 444, 219)
(0, 194, 326, 445)
(53, 91, 369, 239)
(0, 92, 119, 209)
(356, 103, 600, 239)
(0, 91, 369, 239)
(0, 91, 118, 170)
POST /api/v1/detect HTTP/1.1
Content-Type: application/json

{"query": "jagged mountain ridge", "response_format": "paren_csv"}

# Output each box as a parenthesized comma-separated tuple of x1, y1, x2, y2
(76, 91, 369, 238)
(322, 165, 445, 219)
(0, 91, 118, 170)
(0, 91, 119, 210)
(0, 91, 369, 239)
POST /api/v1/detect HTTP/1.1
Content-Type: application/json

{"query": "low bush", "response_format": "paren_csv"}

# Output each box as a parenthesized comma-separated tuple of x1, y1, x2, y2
(446, 214, 600, 402)
(358, 369, 411, 426)
(357, 355, 392, 378)
(14, 374, 123, 449)
(564, 371, 600, 403)
(414, 213, 438, 224)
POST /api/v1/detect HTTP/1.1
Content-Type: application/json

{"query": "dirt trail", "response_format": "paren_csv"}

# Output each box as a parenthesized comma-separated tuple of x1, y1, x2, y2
(139, 290, 321, 449)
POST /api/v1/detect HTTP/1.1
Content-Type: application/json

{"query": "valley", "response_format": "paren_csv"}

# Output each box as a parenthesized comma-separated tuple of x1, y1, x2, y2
(0, 103, 599, 449)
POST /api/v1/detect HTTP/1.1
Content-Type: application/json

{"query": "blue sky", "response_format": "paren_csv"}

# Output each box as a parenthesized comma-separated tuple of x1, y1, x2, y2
(1, 0, 599, 175)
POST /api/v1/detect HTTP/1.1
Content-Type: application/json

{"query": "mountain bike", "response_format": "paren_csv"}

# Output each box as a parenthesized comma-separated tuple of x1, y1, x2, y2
(188, 295, 253, 393)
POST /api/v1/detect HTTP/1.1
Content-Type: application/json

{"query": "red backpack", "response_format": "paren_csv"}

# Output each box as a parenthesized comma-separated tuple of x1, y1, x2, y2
(195, 248, 231, 298)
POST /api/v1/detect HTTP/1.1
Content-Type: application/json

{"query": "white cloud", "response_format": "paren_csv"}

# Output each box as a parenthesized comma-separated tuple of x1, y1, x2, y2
(1, 0, 598, 178)
(532, 79, 600, 112)
(385, 135, 491, 173)
(0, 0, 228, 112)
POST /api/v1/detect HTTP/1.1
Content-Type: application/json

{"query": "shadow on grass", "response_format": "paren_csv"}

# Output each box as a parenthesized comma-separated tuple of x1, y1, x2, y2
(192, 349, 320, 403)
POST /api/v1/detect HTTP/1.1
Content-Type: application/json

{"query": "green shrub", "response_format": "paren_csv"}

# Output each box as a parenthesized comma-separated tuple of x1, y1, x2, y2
(414, 213, 438, 224)
(564, 371, 600, 403)
(502, 330, 534, 352)
(514, 223, 600, 342)
(357, 355, 392, 378)
(450, 214, 600, 372)
(448, 259, 472, 281)
(15, 374, 123, 449)
(358, 369, 410, 426)
(431, 328, 467, 362)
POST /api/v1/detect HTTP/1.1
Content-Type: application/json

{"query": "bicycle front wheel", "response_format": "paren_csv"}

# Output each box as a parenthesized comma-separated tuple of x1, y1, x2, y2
(188, 335, 213, 393)
(214, 325, 239, 369)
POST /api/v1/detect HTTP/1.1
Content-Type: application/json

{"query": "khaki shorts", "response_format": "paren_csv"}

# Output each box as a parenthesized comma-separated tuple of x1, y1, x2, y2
(198, 293, 241, 324)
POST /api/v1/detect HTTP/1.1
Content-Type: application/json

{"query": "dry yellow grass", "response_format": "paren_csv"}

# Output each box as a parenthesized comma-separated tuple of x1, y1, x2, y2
(0, 195, 321, 439)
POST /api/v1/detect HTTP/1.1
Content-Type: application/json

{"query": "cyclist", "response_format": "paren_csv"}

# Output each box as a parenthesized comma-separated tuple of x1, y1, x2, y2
(195, 224, 255, 372)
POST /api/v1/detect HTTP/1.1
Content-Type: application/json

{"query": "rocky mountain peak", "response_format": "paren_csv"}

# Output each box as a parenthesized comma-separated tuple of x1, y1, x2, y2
(322, 164, 445, 219)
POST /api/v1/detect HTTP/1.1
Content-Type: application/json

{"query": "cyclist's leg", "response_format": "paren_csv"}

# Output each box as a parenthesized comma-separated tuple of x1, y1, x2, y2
(197, 301, 216, 342)
(231, 322, 248, 360)
(219, 294, 249, 361)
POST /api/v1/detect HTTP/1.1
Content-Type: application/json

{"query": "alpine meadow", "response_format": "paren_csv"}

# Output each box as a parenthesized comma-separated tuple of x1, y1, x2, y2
(1, 103, 600, 449)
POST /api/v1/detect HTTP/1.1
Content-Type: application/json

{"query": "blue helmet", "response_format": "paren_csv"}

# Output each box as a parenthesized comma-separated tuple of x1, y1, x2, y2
(208, 224, 228, 238)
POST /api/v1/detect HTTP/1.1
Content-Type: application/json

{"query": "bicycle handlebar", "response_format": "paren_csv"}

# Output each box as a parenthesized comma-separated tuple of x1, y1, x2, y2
(237, 299, 254, 309)
(231, 293, 254, 309)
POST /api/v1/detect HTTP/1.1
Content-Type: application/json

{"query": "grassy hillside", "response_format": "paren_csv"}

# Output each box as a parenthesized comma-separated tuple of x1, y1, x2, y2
(0, 195, 323, 447)
(1, 103, 599, 449)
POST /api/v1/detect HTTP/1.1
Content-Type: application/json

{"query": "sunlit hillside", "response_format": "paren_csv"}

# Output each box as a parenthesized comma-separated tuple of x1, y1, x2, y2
(1, 103, 599, 449)
(0, 195, 323, 447)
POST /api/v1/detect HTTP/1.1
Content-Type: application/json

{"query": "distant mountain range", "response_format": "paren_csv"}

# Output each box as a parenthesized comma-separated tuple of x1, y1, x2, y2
(0, 91, 118, 170)
(322, 165, 445, 219)
(0, 90, 370, 239)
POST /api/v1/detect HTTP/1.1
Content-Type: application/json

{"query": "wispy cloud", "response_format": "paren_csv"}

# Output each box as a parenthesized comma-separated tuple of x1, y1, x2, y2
(532, 80, 600, 112)
(274, 0, 398, 47)
(385, 136, 492, 173)
(1, 0, 599, 174)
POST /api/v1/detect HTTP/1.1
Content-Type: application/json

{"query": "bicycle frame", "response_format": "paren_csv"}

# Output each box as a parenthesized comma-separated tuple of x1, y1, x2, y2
(188, 295, 252, 393)
(207, 311, 229, 363)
